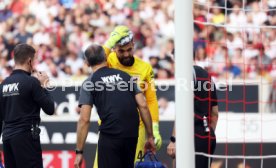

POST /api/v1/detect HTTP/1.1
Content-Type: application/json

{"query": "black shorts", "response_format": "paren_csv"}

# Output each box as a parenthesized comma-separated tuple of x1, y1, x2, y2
(195, 126, 216, 168)
(98, 133, 138, 168)
(3, 132, 43, 168)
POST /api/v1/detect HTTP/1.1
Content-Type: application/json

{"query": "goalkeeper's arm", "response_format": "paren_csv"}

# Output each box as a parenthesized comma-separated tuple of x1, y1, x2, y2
(144, 79, 159, 123)
(135, 93, 156, 153)
(144, 67, 162, 150)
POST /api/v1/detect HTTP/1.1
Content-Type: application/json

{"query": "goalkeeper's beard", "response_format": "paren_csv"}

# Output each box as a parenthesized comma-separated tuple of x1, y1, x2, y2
(118, 56, 135, 66)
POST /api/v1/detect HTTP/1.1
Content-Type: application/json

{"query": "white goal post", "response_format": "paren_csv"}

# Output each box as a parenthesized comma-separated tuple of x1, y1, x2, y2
(175, 0, 194, 168)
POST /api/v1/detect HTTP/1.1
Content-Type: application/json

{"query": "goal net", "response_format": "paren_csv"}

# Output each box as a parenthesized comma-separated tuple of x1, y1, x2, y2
(193, 0, 276, 167)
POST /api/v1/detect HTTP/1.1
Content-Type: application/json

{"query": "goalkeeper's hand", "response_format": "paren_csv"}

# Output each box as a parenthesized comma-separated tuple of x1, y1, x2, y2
(153, 122, 162, 151)
(144, 136, 156, 154)
(104, 25, 130, 49)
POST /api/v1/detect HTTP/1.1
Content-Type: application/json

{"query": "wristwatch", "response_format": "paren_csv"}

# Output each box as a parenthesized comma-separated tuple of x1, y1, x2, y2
(75, 149, 84, 154)
(170, 136, 176, 143)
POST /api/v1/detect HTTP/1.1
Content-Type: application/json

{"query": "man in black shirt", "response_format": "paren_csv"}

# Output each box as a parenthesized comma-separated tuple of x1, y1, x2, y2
(0, 44, 55, 168)
(167, 65, 219, 168)
(74, 44, 155, 168)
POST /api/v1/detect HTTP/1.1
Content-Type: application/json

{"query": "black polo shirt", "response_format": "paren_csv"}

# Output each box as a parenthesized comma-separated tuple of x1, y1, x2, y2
(79, 67, 141, 138)
(0, 69, 55, 141)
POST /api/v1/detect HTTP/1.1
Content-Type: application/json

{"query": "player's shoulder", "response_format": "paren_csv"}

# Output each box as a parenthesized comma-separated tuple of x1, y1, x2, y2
(82, 74, 93, 85)
(4, 72, 37, 84)
(84, 74, 93, 81)
(134, 56, 152, 70)
(134, 56, 150, 66)
(17, 75, 41, 90)
(194, 65, 209, 77)
(29, 76, 42, 87)
(194, 65, 204, 70)
(0, 77, 8, 85)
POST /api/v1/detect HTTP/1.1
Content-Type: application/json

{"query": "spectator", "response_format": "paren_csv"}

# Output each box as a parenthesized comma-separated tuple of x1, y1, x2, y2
(232, 48, 244, 70)
(25, 15, 40, 34)
(267, 57, 276, 79)
(222, 59, 242, 79)
(211, 5, 225, 24)
(158, 97, 175, 117)
(156, 68, 171, 79)
(142, 36, 159, 62)
(254, 43, 271, 70)
(246, 56, 260, 79)
(149, 56, 160, 77)
(194, 46, 210, 69)
(227, 4, 247, 33)
(15, 17, 33, 44)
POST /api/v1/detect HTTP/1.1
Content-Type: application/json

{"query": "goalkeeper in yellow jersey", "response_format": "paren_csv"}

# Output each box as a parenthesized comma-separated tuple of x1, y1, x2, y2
(89, 25, 162, 167)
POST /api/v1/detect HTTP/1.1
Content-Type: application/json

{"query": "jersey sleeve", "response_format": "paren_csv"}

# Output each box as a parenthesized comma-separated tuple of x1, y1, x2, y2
(78, 77, 94, 107)
(32, 78, 55, 115)
(144, 65, 159, 122)
(128, 76, 142, 96)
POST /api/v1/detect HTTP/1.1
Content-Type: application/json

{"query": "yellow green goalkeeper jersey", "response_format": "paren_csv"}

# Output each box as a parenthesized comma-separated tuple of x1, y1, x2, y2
(103, 47, 159, 123)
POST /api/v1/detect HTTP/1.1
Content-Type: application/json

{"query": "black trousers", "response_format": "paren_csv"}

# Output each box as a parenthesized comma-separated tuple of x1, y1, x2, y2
(3, 132, 43, 168)
(98, 133, 138, 168)
(195, 126, 216, 168)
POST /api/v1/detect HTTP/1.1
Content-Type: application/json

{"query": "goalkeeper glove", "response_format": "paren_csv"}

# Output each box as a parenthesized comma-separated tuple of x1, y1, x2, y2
(104, 25, 130, 49)
(153, 122, 162, 151)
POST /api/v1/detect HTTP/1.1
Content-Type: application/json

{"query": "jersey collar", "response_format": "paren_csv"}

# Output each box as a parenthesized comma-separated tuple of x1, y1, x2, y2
(12, 69, 31, 76)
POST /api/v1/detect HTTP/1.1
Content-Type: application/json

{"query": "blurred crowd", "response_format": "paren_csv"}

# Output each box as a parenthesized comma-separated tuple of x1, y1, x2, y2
(194, 0, 276, 81)
(3, 0, 276, 83)
(0, 0, 175, 82)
